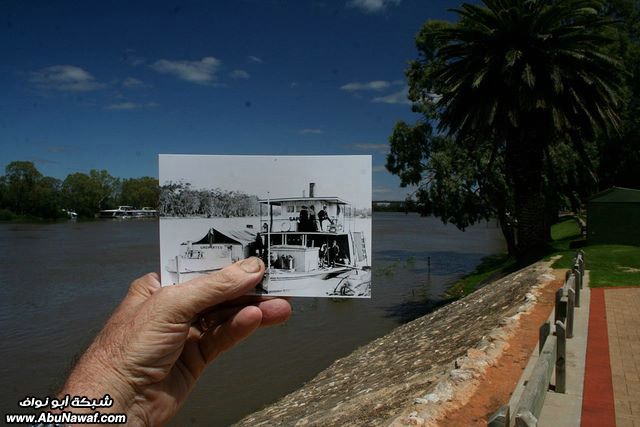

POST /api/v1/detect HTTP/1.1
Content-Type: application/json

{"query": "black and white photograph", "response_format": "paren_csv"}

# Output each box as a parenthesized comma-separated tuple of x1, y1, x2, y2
(159, 155, 372, 298)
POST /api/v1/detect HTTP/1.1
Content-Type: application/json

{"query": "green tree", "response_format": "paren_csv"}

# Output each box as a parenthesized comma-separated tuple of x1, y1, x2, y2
(89, 169, 120, 209)
(397, 0, 624, 258)
(120, 177, 159, 208)
(34, 176, 64, 219)
(387, 121, 518, 255)
(597, 0, 640, 189)
(0, 175, 6, 211)
(62, 172, 104, 217)
(4, 161, 43, 215)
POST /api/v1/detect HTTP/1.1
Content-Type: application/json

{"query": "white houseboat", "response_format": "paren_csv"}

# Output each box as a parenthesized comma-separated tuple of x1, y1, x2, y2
(99, 206, 157, 218)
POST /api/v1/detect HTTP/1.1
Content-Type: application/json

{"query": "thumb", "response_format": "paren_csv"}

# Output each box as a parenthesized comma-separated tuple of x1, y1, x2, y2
(155, 257, 265, 323)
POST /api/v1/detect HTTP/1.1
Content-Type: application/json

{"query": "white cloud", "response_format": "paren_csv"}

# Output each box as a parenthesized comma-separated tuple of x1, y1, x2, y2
(106, 102, 158, 110)
(290, 82, 298, 88)
(122, 49, 146, 66)
(248, 55, 263, 63)
(373, 165, 387, 172)
(352, 143, 388, 153)
(347, 0, 401, 13)
(229, 69, 250, 80)
(341, 80, 392, 91)
(122, 77, 147, 88)
(372, 87, 411, 105)
(30, 65, 104, 92)
(151, 56, 221, 84)
(298, 128, 323, 135)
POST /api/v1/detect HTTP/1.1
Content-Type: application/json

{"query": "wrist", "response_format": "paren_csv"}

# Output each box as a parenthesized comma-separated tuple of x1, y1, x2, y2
(59, 351, 146, 425)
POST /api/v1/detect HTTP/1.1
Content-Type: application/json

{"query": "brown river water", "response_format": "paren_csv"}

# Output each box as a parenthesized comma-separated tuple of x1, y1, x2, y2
(0, 213, 505, 426)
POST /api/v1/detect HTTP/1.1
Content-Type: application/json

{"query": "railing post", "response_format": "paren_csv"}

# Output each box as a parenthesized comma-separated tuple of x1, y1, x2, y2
(572, 268, 581, 307)
(539, 321, 550, 355)
(577, 252, 585, 276)
(555, 287, 559, 321)
(515, 410, 537, 427)
(566, 288, 575, 339)
(488, 405, 510, 427)
(556, 321, 567, 393)
(556, 289, 567, 325)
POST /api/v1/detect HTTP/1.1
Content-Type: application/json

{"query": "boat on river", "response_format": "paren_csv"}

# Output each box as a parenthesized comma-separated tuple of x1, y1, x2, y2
(164, 189, 371, 297)
(99, 206, 157, 218)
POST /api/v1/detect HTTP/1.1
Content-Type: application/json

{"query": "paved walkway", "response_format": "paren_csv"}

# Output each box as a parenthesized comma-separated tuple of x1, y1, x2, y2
(605, 289, 640, 427)
(510, 273, 640, 427)
(582, 287, 640, 427)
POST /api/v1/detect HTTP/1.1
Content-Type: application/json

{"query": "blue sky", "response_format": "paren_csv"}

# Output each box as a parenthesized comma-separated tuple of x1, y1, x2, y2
(0, 0, 460, 200)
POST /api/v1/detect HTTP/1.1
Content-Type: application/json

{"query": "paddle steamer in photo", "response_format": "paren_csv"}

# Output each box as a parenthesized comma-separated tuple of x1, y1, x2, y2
(164, 185, 371, 297)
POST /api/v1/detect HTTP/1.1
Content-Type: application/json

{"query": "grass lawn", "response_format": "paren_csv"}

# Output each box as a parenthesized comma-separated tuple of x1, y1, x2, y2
(448, 216, 640, 296)
(446, 253, 517, 297)
(548, 217, 640, 287)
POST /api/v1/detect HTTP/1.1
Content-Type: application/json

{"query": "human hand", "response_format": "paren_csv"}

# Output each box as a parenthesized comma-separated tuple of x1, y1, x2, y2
(59, 257, 291, 426)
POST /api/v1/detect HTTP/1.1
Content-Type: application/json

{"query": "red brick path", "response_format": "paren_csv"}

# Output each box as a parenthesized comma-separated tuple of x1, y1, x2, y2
(582, 288, 616, 426)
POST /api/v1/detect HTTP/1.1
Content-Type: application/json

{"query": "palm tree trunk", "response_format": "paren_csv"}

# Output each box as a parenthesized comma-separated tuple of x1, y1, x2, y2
(506, 137, 548, 260)
(497, 207, 517, 257)
(514, 190, 547, 258)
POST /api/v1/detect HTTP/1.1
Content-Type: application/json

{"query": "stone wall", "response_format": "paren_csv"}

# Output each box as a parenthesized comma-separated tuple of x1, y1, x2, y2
(236, 261, 554, 426)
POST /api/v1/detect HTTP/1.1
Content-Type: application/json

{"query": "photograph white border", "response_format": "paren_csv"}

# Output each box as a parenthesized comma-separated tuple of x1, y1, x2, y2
(159, 155, 372, 298)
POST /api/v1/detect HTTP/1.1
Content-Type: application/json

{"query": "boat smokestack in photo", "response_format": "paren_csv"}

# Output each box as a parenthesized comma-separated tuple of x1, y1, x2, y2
(309, 182, 315, 198)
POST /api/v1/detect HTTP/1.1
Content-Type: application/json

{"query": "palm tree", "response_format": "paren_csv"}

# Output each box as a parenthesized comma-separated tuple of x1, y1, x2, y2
(432, 0, 623, 257)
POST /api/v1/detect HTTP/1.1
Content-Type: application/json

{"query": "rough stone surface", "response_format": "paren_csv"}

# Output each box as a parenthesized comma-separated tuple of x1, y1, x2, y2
(235, 261, 553, 427)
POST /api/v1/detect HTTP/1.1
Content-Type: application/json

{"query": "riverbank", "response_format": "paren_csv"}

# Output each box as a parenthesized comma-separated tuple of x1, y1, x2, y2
(236, 260, 555, 426)
(0, 209, 69, 222)
(446, 216, 640, 298)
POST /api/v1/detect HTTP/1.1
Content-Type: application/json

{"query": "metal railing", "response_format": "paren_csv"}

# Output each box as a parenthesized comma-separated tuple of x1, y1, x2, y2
(488, 251, 585, 427)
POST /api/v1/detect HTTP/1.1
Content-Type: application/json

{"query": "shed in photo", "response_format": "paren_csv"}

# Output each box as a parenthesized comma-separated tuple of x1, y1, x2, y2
(587, 187, 640, 245)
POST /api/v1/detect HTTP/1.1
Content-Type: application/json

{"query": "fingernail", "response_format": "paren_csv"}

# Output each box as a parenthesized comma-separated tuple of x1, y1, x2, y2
(240, 257, 261, 273)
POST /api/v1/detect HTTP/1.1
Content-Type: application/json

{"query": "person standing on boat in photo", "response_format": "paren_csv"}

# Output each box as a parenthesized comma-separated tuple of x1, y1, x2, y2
(254, 232, 265, 259)
(299, 205, 309, 231)
(329, 240, 341, 267)
(309, 206, 318, 231)
(319, 242, 329, 267)
(318, 205, 333, 231)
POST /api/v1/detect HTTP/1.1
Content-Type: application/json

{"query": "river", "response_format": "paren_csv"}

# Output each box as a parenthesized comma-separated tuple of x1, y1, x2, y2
(0, 213, 505, 426)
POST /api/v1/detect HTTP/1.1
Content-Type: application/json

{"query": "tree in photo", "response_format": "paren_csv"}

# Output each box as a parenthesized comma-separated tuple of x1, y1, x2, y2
(159, 182, 259, 217)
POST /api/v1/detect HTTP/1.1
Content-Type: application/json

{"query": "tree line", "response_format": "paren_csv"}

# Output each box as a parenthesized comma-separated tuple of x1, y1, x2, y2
(0, 161, 159, 220)
(387, 0, 640, 260)
(372, 200, 418, 213)
(159, 182, 260, 217)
